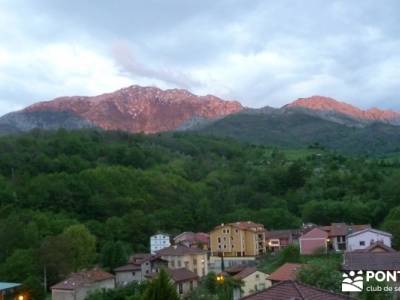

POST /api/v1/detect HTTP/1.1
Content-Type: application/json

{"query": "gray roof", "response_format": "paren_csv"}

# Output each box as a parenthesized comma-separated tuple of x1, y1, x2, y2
(346, 228, 392, 239)
(343, 252, 400, 271)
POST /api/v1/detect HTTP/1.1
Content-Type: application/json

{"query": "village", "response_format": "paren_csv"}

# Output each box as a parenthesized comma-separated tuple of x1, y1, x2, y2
(2, 221, 398, 300)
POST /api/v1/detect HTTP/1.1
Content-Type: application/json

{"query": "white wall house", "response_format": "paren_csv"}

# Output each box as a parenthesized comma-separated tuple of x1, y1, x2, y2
(346, 228, 392, 252)
(150, 233, 171, 254)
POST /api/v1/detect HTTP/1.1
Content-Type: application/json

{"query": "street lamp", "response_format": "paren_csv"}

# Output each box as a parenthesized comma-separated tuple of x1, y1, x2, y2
(216, 274, 225, 284)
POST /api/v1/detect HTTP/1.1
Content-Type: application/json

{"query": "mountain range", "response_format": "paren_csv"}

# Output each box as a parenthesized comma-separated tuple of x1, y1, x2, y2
(1, 85, 400, 155)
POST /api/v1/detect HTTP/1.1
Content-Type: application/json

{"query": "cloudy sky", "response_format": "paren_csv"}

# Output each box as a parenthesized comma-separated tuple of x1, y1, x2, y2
(0, 0, 399, 115)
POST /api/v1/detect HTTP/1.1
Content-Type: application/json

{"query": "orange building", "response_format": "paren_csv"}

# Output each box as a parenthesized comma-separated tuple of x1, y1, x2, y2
(210, 221, 266, 257)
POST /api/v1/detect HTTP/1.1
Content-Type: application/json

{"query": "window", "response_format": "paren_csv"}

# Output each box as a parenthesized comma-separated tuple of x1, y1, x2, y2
(235, 229, 239, 233)
(132, 272, 136, 276)
(193, 258, 197, 264)
(177, 260, 182, 267)
(218, 237, 221, 243)
(360, 241, 365, 246)
(178, 283, 183, 294)
(190, 281, 194, 290)
(185, 261, 189, 268)
(171, 261, 175, 267)
(255, 274, 260, 279)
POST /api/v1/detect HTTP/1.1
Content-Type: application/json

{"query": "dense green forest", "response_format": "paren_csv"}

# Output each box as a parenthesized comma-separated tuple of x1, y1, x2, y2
(1, 129, 400, 299)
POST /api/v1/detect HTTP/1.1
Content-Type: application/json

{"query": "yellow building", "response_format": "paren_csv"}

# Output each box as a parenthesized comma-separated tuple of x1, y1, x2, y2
(210, 221, 266, 257)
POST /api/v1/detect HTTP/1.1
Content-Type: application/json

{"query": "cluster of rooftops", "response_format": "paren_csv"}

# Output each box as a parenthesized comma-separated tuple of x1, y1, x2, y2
(14, 220, 398, 300)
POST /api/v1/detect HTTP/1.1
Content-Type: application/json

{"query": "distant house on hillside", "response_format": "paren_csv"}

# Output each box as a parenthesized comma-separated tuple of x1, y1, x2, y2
(156, 245, 208, 277)
(210, 221, 266, 257)
(51, 269, 115, 300)
(114, 253, 168, 286)
(346, 228, 392, 252)
(268, 263, 304, 284)
(299, 228, 328, 255)
(265, 229, 301, 252)
(228, 267, 270, 300)
(174, 232, 210, 250)
(146, 268, 198, 299)
(320, 223, 370, 251)
(150, 233, 171, 254)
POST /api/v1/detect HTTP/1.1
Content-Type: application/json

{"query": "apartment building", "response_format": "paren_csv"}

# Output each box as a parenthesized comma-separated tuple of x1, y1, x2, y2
(210, 221, 266, 257)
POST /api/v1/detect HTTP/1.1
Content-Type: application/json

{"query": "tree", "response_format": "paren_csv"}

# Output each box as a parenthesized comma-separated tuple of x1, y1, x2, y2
(382, 206, 400, 250)
(62, 224, 96, 271)
(40, 234, 75, 287)
(297, 259, 342, 292)
(141, 269, 179, 300)
(100, 241, 129, 271)
(0, 249, 45, 300)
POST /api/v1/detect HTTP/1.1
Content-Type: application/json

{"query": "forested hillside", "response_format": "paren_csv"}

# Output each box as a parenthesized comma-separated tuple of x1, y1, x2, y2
(196, 109, 400, 155)
(1, 129, 400, 298)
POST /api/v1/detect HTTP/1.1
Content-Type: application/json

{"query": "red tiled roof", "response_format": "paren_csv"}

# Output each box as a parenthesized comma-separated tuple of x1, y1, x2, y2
(343, 252, 400, 271)
(233, 267, 261, 280)
(147, 268, 198, 283)
(268, 263, 303, 281)
(225, 265, 247, 275)
(240, 280, 356, 300)
(300, 228, 328, 239)
(321, 223, 370, 237)
(214, 221, 265, 232)
(51, 269, 114, 290)
(156, 245, 206, 256)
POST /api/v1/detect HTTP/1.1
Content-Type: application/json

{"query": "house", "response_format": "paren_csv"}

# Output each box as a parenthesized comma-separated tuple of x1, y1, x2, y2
(346, 228, 392, 252)
(0, 282, 26, 300)
(210, 221, 266, 257)
(150, 233, 171, 254)
(268, 263, 303, 284)
(51, 269, 115, 300)
(174, 232, 210, 250)
(229, 267, 271, 300)
(114, 253, 168, 286)
(299, 228, 328, 255)
(265, 229, 301, 252)
(239, 280, 356, 300)
(156, 245, 208, 277)
(321, 223, 370, 251)
(146, 268, 198, 299)
(342, 244, 400, 271)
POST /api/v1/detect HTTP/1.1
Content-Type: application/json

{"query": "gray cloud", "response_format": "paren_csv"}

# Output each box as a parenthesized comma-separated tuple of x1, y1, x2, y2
(0, 0, 399, 115)
(111, 42, 202, 89)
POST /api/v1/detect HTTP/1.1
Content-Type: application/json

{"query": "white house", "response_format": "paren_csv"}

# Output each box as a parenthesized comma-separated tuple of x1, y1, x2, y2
(150, 233, 171, 254)
(346, 228, 392, 252)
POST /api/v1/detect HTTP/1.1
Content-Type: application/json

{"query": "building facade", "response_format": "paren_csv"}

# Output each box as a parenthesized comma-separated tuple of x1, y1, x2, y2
(114, 253, 168, 286)
(299, 228, 328, 255)
(210, 221, 266, 257)
(51, 269, 115, 300)
(346, 228, 392, 252)
(321, 223, 370, 251)
(156, 245, 208, 277)
(150, 233, 171, 254)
